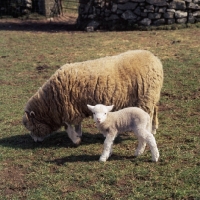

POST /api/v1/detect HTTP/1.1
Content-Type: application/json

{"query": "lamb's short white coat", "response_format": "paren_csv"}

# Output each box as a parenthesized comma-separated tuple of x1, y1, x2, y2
(87, 104, 159, 162)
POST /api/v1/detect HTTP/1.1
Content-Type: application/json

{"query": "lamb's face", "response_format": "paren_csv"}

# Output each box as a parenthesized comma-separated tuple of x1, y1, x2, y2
(22, 112, 52, 142)
(87, 104, 114, 124)
(92, 105, 108, 124)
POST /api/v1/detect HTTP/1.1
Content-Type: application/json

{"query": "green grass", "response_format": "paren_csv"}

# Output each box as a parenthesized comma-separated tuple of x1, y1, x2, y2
(0, 27, 200, 199)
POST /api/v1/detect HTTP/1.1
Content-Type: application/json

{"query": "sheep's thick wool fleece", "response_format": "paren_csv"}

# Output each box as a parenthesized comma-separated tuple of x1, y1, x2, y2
(25, 50, 163, 127)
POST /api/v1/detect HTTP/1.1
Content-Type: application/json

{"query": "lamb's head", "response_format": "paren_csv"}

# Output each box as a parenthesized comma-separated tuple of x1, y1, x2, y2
(87, 104, 114, 124)
(22, 111, 52, 142)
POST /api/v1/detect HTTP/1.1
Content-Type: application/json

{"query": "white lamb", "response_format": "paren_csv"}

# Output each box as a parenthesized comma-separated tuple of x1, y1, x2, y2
(87, 104, 159, 162)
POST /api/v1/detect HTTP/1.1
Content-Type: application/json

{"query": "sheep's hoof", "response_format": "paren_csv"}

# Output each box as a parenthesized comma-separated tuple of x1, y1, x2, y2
(76, 137, 82, 144)
(31, 134, 45, 142)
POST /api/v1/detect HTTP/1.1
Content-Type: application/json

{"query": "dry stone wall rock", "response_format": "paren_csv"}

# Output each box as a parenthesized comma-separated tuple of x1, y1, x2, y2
(77, 0, 200, 30)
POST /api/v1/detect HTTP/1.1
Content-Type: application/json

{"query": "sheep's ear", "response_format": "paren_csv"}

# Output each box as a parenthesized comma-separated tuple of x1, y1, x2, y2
(30, 111, 35, 118)
(107, 105, 114, 112)
(87, 104, 94, 112)
(25, 111, 35, 120)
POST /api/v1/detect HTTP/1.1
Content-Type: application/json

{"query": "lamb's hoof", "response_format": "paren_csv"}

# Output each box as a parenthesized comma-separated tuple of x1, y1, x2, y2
(152, 158, 159, 162)
(134, 153, 138, 157)
(152, 155, 159, 162)
(152, 129, 157, 135)
(134, 151, 141, 157)
(99, 156, 107, 162)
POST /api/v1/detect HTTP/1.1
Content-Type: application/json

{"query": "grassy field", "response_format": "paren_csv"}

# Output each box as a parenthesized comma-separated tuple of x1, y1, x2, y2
(0, 25, 200, 199)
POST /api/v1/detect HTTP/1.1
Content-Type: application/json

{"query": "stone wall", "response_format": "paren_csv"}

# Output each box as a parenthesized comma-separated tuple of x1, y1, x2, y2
(37, 0, 55, 16)
(0, 0, 61, 17)
(77, 0, 200, 30)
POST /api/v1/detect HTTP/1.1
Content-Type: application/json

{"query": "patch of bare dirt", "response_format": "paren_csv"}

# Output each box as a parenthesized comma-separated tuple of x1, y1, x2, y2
(0, 164, 27, 196)
(0, 13, 78, 32)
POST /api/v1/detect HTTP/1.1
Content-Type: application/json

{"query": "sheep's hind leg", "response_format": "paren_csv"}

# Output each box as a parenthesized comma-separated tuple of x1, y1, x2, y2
(99, 133, 116, 162)
(152, 106, 158, 134)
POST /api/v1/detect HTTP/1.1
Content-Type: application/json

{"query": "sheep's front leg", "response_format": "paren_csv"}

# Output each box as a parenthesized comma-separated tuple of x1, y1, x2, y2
(65, 123, 81, 145)
(99, 133, 116, 162)
(75, 123, 82, 137)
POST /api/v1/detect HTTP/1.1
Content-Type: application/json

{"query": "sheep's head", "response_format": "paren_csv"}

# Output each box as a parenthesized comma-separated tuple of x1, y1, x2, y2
(22, 111, 52, 142)
(87, 104, 114, 124)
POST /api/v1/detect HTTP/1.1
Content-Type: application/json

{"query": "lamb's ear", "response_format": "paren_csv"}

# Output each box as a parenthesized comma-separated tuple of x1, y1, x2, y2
(87, 104, 94, 112)
(107, 105, 114, 112)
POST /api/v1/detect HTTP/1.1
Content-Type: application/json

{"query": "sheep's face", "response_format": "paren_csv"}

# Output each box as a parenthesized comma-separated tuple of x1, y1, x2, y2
(87, 104, 114, 124)
(22, 111, 52, 142)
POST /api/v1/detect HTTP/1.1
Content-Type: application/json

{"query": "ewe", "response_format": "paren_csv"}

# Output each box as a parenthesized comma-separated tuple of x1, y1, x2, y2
(87, 104, 159, 162)
(23, 50, 163, 145)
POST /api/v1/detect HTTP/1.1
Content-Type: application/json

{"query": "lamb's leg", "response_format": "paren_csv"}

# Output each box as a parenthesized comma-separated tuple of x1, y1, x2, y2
(134, 137, 146, 157)
(136, 128, 159, 162)
(144, 131, 159, 162)
(99, 133, 116, 162)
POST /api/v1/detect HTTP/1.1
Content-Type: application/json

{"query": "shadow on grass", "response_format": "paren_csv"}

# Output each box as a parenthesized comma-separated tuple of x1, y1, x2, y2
(0, 131, 102, 149)
(0, 21, 79, 32)
(47, 154, 101, 164)
(46, 154, 152, 165)
(0, 131, 132, 150)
